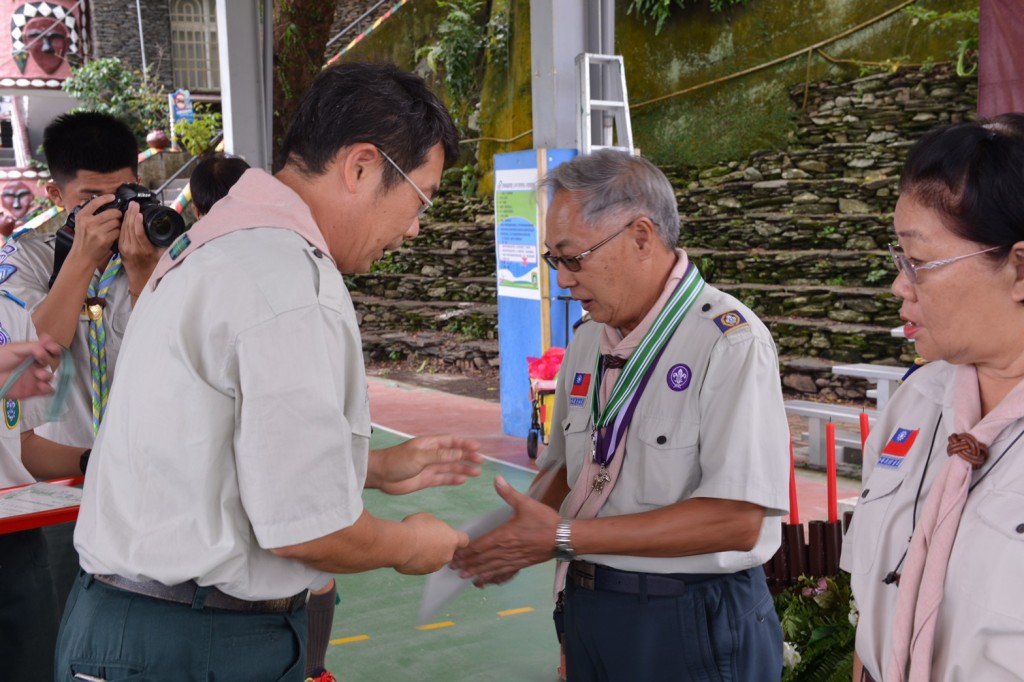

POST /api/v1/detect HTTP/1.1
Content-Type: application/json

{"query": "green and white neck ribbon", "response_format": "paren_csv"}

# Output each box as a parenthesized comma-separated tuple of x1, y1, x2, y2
(86, 254, 123, 434)
(590, 263, 705, 456)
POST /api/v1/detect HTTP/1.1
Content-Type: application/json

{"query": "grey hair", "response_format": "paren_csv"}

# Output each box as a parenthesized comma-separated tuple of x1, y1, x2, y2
(539, 150, 680, 249)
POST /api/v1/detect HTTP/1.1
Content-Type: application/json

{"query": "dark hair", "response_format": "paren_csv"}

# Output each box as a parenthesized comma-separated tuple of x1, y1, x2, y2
(189, 154, 250, 215)
(899, 113, 1024, 259)
(279, 62, 460, 189)
(42, 111, 138, 186)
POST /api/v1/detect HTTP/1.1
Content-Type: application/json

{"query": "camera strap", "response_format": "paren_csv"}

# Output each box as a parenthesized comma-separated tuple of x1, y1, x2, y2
(48, 228, 74, 290)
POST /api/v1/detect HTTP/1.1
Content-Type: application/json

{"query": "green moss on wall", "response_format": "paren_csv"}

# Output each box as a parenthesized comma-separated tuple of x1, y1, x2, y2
(620, 0, 976, 165)
(476, 0, 532, 194)
(340, 0, 976, 185)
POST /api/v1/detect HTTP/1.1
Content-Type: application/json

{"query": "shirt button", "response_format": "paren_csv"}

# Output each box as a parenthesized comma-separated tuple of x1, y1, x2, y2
(656, 435, 667, 445)
(312, 248, 324, 258)
(701, 303, 711, 312)
(1016, 523, 1024, 534)
(861, 489, 870, 498)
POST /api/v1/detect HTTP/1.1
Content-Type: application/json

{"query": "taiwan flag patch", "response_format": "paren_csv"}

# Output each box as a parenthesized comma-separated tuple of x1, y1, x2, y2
(569, 372, 591, 407)
(878, 427, 919, 469)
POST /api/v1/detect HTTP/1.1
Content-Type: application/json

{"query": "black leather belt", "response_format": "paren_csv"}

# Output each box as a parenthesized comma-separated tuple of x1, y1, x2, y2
(93, 574, 309, 613)
(568, 560, 727, 597)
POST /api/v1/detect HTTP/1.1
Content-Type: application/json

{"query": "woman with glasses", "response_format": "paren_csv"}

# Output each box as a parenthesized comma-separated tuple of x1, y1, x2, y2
(842, 113, 1024, 682)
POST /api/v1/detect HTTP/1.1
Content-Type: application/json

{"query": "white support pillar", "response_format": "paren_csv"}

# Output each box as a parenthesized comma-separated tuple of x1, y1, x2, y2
(529, 0, 615, 152)
(215, 0, 272, 170)
(529, 0, 586, 150)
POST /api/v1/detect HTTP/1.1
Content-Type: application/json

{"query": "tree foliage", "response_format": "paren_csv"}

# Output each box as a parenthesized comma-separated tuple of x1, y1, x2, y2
(272, 0, 337, 171)
(61, 57, 167, 145)
(627, 0, 749, 35)
(173, 104, 222, 156)
(417, 0, 489, 130)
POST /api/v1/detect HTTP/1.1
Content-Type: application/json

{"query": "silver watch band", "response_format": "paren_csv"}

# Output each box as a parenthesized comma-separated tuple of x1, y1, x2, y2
(554, 519, 574, 560)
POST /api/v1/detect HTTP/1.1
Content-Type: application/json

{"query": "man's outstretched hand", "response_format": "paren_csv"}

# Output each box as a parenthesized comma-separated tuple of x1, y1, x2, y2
(368, 434, 483, 495)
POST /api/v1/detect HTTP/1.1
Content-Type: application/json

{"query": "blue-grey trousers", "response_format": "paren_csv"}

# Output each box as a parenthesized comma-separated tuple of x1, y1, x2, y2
(55, 571, 308, 681)
(563, 566, 783, 681)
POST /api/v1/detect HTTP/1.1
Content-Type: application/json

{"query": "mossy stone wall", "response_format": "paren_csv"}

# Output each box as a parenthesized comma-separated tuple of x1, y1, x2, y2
(340, 0, 974, 190)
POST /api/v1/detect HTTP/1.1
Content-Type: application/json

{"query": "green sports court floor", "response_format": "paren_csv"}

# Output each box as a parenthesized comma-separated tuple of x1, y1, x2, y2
(322, 426, 561, 681)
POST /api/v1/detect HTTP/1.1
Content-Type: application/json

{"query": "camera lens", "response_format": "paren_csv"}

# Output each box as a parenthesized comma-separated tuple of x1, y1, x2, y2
(139, 204, 186, 247)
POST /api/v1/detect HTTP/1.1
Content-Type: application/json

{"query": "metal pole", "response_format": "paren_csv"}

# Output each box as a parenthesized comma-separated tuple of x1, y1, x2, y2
(216, 0, 271, 170)
(584, 0, 615, 147)
(135, 0, 147, 74)
(263, 0, 274, 165)
(529, 0, 585, 150)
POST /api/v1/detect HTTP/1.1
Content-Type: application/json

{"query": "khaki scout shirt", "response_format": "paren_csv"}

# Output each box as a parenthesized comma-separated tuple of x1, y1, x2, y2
(842, 361, 1024, 681)
(75, 174, 370, 601)
(539, 284, 789, 574)
(1, 234, 132, 448)
(0, 295, 48, 488)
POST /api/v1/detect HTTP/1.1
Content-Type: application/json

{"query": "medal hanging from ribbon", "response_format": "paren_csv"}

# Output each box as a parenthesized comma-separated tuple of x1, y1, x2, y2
(588, 264, 705, 491)
(85, 255, 123, 434)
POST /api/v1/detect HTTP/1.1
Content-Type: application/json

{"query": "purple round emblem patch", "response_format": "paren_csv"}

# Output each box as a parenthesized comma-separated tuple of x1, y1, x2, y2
(667, 363, 691, 392)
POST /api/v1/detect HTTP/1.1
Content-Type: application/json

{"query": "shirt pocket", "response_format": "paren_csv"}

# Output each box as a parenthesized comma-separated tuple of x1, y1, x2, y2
(633, 415, 700, 506)
(560, 415, 592, 485)
(846, 468, 907, 574)
(974, 489, 1024, 620)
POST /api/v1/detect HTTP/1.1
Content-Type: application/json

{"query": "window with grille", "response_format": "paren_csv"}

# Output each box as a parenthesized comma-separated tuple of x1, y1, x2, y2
(170, 0, 219, 92)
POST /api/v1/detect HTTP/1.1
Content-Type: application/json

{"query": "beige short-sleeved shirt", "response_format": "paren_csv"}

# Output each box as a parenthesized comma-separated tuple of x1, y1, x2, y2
(1, 234, 132, 447)
(74, 222, 370, 600)
(0, 294, 50, 488)
(842, 361, 1024, 681)
(538, 284, 789, 574)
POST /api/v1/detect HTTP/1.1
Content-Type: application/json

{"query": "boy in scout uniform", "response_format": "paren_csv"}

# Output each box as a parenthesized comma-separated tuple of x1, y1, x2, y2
(3, 111, 163, 615)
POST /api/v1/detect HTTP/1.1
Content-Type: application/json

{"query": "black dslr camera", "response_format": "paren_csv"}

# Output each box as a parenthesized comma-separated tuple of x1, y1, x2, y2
(49, 184, 187, 289)
(61, 183, 186, 251)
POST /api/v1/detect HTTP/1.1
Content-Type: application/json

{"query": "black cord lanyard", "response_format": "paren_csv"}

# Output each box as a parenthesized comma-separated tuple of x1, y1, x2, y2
(883, 414, 1024, 585)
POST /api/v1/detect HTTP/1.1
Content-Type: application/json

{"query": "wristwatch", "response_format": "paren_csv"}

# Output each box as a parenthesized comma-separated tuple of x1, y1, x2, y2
(553, 519, 575, 562)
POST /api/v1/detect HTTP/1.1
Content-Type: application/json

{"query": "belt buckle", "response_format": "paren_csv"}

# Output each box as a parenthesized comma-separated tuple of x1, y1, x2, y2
(573, 562, 595, 590)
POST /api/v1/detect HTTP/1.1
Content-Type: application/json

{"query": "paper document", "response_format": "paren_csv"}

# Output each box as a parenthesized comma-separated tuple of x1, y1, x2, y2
(418, 506, 512, 625)
(0, 482, 82, 519)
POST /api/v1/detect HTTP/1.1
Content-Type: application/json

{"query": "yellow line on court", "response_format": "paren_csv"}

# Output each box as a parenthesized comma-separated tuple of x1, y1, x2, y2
(497, 607, 535, 617)
(416, 621, 456, 631)
(330, 634, 370, 645)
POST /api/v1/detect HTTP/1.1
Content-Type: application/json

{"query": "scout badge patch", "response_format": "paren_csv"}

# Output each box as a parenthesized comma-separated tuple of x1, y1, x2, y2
(714, 310, 748, 335)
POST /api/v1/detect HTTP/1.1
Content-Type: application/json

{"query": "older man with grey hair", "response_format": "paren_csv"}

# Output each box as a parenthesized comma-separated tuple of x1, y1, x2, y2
(453, 149, 789, 680)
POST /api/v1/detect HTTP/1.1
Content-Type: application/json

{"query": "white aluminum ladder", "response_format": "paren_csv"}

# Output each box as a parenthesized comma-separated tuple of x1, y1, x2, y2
(575, 53, 634, 155)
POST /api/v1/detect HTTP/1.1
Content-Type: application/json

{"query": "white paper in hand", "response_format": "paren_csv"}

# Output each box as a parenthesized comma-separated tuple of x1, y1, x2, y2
(417, 506, 512, 626)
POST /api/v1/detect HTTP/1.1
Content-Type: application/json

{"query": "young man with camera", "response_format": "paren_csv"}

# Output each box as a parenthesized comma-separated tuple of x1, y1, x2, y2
(2, 111, 165, 633)
(4, 111, 163, 448)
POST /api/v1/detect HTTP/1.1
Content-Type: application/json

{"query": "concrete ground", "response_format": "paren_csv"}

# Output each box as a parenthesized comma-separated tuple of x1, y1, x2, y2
(365, 375, 863, 523)
(319, 377, 865, 679)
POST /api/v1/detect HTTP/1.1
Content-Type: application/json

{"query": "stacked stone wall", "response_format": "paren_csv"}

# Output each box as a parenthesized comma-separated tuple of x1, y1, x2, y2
(355, 65, 977, 398)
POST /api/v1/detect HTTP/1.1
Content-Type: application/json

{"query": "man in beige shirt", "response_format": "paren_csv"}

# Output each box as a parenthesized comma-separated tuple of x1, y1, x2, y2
(57, 63, 481, 682)
(454, 151, 789, 681)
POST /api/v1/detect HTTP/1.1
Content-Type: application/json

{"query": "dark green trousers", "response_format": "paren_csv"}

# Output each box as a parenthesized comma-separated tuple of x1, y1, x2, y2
(56, 572, 308, 681)
(0, 528, 60, 682)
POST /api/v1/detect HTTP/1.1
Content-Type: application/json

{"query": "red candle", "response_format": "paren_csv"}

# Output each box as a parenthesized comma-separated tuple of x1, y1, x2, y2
(788, 434, 800, 525)
(826, 421, 838, 523)
(860, 411, 870, 453)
